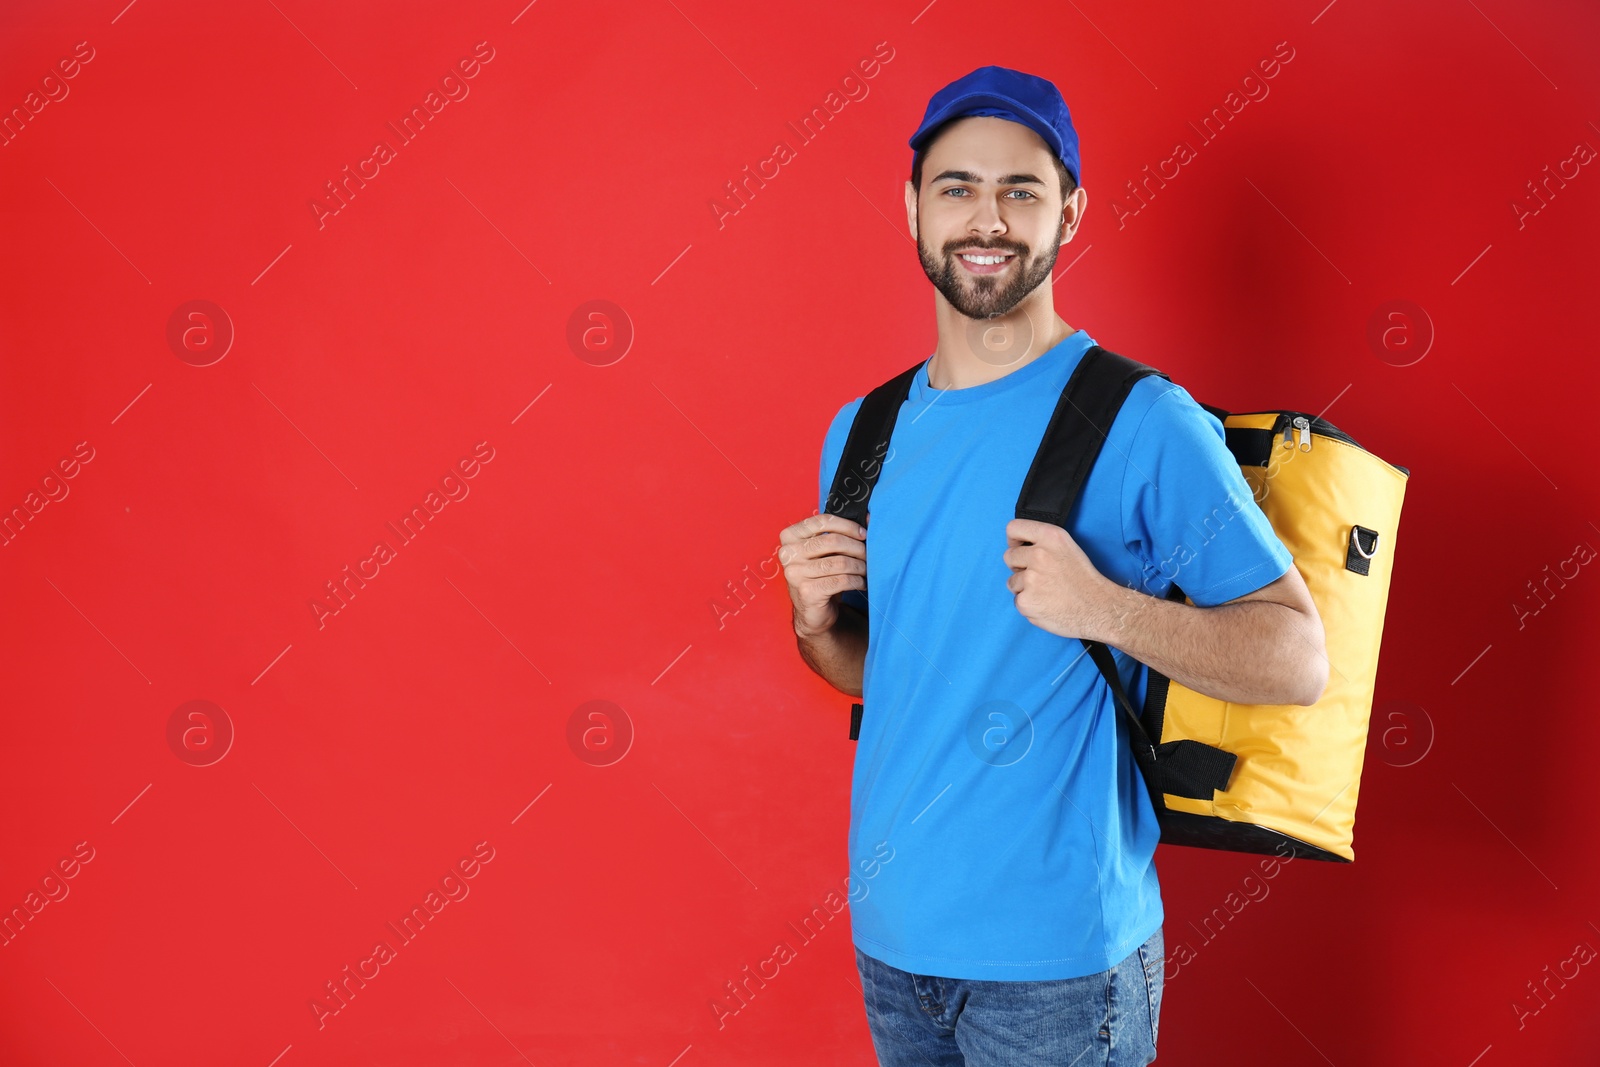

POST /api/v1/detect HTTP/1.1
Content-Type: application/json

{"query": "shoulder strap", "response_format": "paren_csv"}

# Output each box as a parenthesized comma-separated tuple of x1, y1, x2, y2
(829, 361, 925, 745)
(1015, 344, 1169, 524)
(827, 344, 1165, 529)
(1018, 345, 1237, 806)
(824, 359, 925, 529)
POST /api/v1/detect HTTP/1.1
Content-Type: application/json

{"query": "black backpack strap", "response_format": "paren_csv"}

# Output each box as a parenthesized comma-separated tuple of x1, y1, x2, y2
(1016, 344, 1169, 524)
(824, 359, 925, 530)
(827, 360, 923, 742)
(1017, 345, 1236, 805)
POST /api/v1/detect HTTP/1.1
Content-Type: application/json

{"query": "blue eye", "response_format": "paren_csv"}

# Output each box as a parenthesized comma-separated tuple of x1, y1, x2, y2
(941, 187, 1036, 199)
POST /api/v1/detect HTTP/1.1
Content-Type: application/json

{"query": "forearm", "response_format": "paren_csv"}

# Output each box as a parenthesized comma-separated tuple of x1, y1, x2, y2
(1092, 582, 1327, 706)
(796, 602, 868, 698)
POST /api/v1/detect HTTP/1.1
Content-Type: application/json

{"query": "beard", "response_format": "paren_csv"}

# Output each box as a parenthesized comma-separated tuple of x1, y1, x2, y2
(916, 216, 1063, 321)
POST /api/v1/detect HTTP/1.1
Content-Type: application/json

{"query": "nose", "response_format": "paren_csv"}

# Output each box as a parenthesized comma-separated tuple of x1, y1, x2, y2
(966, 193, 1007, 236)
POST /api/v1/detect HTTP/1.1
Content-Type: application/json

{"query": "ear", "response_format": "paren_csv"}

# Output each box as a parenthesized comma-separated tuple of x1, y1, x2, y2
(904, 179, 919, 242)
(1059, 186, 1087, 245)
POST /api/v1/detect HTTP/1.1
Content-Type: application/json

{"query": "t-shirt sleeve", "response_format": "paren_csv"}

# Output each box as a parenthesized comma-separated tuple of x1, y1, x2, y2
(1119, 384, 1294, 608)
(818, 396, 868, 614)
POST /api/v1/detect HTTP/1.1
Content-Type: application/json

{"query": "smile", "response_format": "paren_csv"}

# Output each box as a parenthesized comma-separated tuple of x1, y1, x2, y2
(957, 252, 1015, 274)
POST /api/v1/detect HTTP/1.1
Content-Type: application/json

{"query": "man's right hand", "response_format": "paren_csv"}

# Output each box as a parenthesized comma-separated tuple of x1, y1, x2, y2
(779, 512, 868, 639)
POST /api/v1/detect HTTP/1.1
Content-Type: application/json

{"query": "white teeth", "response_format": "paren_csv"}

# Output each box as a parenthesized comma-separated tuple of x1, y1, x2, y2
(960, 253, 1010, 265)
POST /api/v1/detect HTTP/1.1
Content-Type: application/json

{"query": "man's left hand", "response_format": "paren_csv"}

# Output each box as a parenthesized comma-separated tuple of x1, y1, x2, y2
(1003, 518, 1123, 641)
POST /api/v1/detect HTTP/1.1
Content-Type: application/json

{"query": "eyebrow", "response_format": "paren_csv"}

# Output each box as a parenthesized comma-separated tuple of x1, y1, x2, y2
(930, 169, 1046, 186)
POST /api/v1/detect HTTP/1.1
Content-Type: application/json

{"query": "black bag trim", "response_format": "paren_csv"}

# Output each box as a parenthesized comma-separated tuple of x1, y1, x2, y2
(1225, 427, 1277, 468)
(1156, 810, 1349, 862)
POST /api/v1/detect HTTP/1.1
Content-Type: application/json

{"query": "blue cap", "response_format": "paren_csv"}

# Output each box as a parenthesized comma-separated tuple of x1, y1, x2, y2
(908, 65, 1080, 188)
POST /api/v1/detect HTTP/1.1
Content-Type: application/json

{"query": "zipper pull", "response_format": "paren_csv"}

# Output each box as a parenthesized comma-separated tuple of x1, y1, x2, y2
(1281, 420, 1294, 449)
(1293, 415, 1311, 451)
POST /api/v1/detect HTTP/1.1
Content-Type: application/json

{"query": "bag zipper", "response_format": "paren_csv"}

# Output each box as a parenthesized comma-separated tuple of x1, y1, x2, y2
(1228, 409, 1367, 452)
(1221, 408, 1409, 476)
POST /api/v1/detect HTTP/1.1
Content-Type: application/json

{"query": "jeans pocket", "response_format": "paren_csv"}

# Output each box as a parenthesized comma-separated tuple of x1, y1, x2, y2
(1136, 928, 1163, 1048)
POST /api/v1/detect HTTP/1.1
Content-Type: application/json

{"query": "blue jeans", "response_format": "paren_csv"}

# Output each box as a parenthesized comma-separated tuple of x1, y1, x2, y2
(854, 926, 1163, 1066)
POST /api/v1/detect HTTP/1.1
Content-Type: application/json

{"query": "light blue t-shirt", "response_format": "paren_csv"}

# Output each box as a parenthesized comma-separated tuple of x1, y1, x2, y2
(817, 328, 1294, 981)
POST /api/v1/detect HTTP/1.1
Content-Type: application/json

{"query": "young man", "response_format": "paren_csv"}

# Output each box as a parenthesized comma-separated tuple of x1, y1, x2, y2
(779, 66, 1327, 1066)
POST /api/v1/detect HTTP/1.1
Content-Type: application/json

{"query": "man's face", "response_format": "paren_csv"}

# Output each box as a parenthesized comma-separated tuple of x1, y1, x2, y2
(905, 116, 1081, 321)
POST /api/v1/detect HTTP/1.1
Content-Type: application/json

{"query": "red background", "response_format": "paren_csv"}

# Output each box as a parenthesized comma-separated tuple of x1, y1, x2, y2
(3, 0, 1598, 1064)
